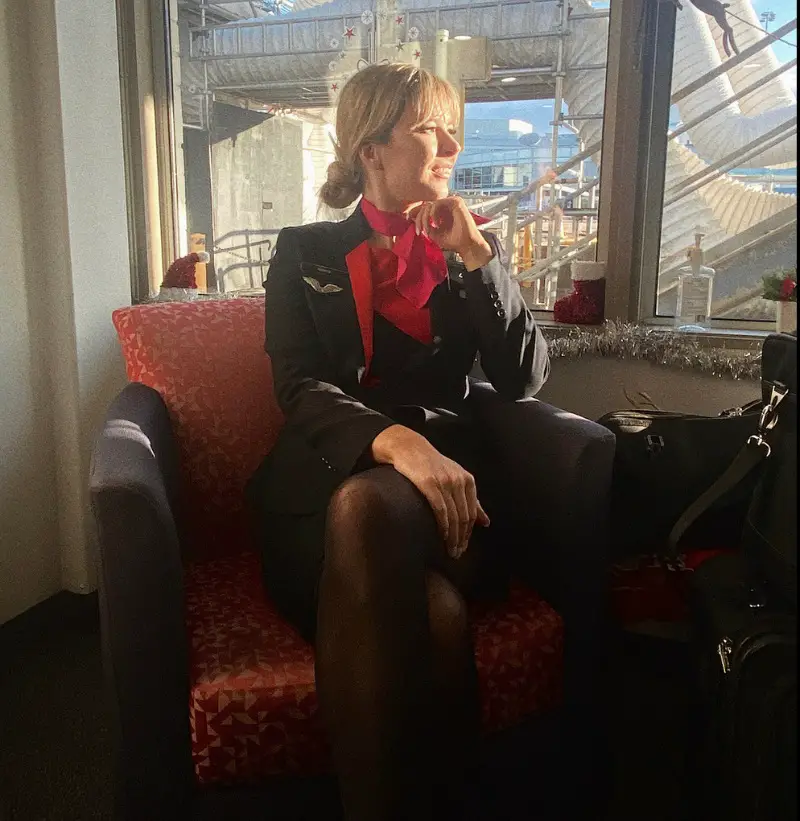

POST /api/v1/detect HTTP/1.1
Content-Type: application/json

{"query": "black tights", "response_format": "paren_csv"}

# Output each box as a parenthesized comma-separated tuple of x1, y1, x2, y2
(314, 466, 485, 821)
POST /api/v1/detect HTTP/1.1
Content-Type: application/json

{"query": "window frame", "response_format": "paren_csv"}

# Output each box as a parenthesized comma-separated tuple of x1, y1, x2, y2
(627, 0, 790, 334)
(123, 0, 791, 339)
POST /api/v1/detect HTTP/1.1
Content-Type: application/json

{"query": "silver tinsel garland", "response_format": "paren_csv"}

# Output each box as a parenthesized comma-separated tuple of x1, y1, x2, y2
(543, 321, 762, 381)
(148, 291, 762, 380)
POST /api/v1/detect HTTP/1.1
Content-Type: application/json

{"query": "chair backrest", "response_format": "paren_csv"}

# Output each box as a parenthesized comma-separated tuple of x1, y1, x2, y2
(113, 298, 284, 558)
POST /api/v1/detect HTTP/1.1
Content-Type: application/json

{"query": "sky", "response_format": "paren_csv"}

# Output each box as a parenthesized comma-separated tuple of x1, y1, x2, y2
(750, 0, 797, 71)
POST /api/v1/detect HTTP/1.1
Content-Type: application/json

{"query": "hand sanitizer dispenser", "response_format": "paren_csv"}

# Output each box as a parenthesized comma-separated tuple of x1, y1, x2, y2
(675, 227, 715, 331)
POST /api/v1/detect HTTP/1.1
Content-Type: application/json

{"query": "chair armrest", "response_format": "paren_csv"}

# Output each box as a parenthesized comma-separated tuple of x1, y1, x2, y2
(89, 382, 194, 818)
(468, 381, 616, 603)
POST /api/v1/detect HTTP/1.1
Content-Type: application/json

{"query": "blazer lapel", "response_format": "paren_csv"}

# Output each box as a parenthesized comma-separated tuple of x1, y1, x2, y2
(345, 241, 374, 378)
(314, 204, 373, 381)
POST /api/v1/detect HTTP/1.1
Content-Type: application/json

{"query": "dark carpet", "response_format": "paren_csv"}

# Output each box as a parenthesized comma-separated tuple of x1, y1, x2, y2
(0, 592, 692, 820)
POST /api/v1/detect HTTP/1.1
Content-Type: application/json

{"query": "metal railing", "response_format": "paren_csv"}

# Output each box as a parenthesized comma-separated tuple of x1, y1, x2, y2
(213, 228, 279, 291)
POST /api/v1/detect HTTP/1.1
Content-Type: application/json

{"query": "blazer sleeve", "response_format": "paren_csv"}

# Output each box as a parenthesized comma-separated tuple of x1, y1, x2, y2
(264, 228, 396, 476)
(461, 232, 549, 400)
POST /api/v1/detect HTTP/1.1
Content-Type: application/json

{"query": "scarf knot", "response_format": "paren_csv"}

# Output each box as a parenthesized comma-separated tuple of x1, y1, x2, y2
(360, 198, 488, 310)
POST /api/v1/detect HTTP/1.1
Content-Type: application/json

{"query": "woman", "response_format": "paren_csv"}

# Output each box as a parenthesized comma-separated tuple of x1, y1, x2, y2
(248, 63, 606, 821)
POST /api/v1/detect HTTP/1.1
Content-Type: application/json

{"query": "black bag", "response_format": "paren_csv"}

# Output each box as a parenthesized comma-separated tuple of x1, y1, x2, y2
(741, 332, 797, 608)
(666, 332, 796, 605)
(598, 399, 762, 559)
(685, 551, 797, 821)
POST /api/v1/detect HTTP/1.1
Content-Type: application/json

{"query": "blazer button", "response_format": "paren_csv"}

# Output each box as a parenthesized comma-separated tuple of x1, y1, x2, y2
(432, 335, 443, 345)
(496, 308, 506, 318)
(493, 299, 503, 308)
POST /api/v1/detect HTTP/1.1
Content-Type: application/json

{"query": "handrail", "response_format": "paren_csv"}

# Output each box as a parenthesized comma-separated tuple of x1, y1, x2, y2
(213, 227, 280, 245)
(482, 139, 602, 218)
(657, 204, 797, 290)
(671, 18, 797, 104)
(669, 59, 797, 141)
(665, 123, 797, 207)
(515, 232, 598, 281)
(666, 117, 798, 196)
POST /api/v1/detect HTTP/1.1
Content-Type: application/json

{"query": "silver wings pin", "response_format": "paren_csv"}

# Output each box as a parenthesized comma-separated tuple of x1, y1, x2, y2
(303, 276, 344, 294)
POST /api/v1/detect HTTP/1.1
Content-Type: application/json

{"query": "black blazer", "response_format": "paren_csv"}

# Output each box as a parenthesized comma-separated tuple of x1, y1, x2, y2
(249, 203, 549, 515)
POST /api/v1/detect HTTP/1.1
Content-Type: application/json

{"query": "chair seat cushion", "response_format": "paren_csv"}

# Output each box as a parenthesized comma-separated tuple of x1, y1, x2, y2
(187, 551, 563, 785)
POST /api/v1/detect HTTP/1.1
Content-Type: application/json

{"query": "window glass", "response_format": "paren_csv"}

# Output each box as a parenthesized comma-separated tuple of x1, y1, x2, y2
(171, 0, 612, 304)
(654, 1, 797, 324)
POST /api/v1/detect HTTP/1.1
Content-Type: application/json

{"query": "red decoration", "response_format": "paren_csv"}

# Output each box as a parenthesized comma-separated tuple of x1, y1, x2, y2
(395, 14, 404, 24)
(162, 251, 209, 289)
(331, 83, 338, 91)
(414, 49, 421, 58)
(779, 276, 796, 301)
(553, 277, 606, 325)
(344, 26, 355, 40)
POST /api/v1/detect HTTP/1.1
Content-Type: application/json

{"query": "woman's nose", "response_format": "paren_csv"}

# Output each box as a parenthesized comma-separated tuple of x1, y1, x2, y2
(438, 130, 461, 156)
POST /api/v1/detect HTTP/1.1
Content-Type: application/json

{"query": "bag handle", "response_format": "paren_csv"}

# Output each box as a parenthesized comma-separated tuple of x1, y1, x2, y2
(665, 383, 789, 564)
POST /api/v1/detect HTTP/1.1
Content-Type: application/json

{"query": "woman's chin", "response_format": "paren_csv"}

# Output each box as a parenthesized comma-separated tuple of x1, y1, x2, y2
(423, 182, 451, 200)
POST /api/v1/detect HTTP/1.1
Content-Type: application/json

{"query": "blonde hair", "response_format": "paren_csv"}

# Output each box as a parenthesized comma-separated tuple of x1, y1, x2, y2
(319, 63, 460, 210)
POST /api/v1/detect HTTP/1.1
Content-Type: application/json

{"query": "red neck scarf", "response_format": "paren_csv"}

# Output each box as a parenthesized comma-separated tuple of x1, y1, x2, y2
(360, 198, 489, 310)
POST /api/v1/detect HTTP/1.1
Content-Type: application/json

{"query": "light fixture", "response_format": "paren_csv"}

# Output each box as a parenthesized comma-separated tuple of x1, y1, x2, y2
(501, 76, 517, 83)
(454, 34, 472, 40)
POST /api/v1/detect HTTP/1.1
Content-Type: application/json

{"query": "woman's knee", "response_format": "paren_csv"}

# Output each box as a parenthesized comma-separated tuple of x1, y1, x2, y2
(323, 467, 433, 586)
(425, 572, 470, 649)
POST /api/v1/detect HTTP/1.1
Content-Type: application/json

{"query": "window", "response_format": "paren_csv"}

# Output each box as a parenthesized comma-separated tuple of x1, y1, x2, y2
(126, 0, 795, 332)
(649, 0, 797, 326)
(159, 0, 613, 308)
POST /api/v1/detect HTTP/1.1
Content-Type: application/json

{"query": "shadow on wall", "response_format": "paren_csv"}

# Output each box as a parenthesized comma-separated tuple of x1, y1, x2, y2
(537, 356, 760, 421)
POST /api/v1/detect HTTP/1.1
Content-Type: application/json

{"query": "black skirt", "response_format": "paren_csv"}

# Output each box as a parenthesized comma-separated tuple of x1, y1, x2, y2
(251, 401, 510, 644)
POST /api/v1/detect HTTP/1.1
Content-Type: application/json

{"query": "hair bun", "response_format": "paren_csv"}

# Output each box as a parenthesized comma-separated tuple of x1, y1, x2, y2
(320, 160, 362, 209)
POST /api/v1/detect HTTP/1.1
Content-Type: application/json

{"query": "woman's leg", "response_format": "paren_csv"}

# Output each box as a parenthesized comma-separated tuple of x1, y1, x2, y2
(467, 390, 614, 818)
(314, 466, 482, 821)
(424, 570, 482, 819)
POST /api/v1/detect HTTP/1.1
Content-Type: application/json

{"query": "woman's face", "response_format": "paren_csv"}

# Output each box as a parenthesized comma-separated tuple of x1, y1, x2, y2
(361, 103, 461, 212)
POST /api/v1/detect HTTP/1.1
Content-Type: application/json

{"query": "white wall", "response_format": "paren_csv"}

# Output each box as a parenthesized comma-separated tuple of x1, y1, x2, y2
(0, 2, 61, 624)
(537, 357, 760, 420)
(0, 0, 130, 625)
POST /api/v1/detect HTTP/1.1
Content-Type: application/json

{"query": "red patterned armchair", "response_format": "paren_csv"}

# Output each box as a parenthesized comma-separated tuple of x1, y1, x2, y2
(90, 298, 615, 820)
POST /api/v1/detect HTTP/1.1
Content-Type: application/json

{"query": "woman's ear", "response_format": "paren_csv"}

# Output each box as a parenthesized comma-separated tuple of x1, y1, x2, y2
(360, 143, 383, 171)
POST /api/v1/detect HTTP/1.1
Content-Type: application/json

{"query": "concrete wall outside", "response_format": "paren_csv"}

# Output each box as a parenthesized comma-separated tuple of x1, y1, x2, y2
(212, 116, 304, 291)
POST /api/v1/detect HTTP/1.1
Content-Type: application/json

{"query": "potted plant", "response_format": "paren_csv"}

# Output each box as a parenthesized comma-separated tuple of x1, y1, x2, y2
(762, 267, 796, 334)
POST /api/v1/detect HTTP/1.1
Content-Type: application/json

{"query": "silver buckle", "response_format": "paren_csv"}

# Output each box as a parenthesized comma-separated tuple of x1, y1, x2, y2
(758, 382, 789, 434)
(746, 434, 772, 459)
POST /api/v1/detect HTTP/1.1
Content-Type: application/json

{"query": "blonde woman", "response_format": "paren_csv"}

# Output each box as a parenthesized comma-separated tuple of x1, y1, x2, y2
(248, 63, 609, 820)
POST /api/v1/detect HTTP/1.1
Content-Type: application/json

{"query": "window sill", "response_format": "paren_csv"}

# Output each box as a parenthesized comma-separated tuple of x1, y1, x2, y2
(539, 319, 762, 380)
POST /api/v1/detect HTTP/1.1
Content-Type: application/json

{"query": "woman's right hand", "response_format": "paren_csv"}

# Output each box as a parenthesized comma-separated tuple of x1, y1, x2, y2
(370, 425, 490, 559)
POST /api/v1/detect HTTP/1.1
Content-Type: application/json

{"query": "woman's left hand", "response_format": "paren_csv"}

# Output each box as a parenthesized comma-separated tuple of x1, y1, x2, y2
(409, 196, 494, 270)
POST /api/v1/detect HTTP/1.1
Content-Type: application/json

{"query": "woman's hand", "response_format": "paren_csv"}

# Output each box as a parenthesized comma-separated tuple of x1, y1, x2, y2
(370, 424, 490, 558)
(408, 196, 494, 271)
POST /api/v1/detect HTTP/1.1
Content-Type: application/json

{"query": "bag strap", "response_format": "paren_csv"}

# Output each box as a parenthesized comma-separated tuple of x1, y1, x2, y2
(665, 382, 790, 564)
